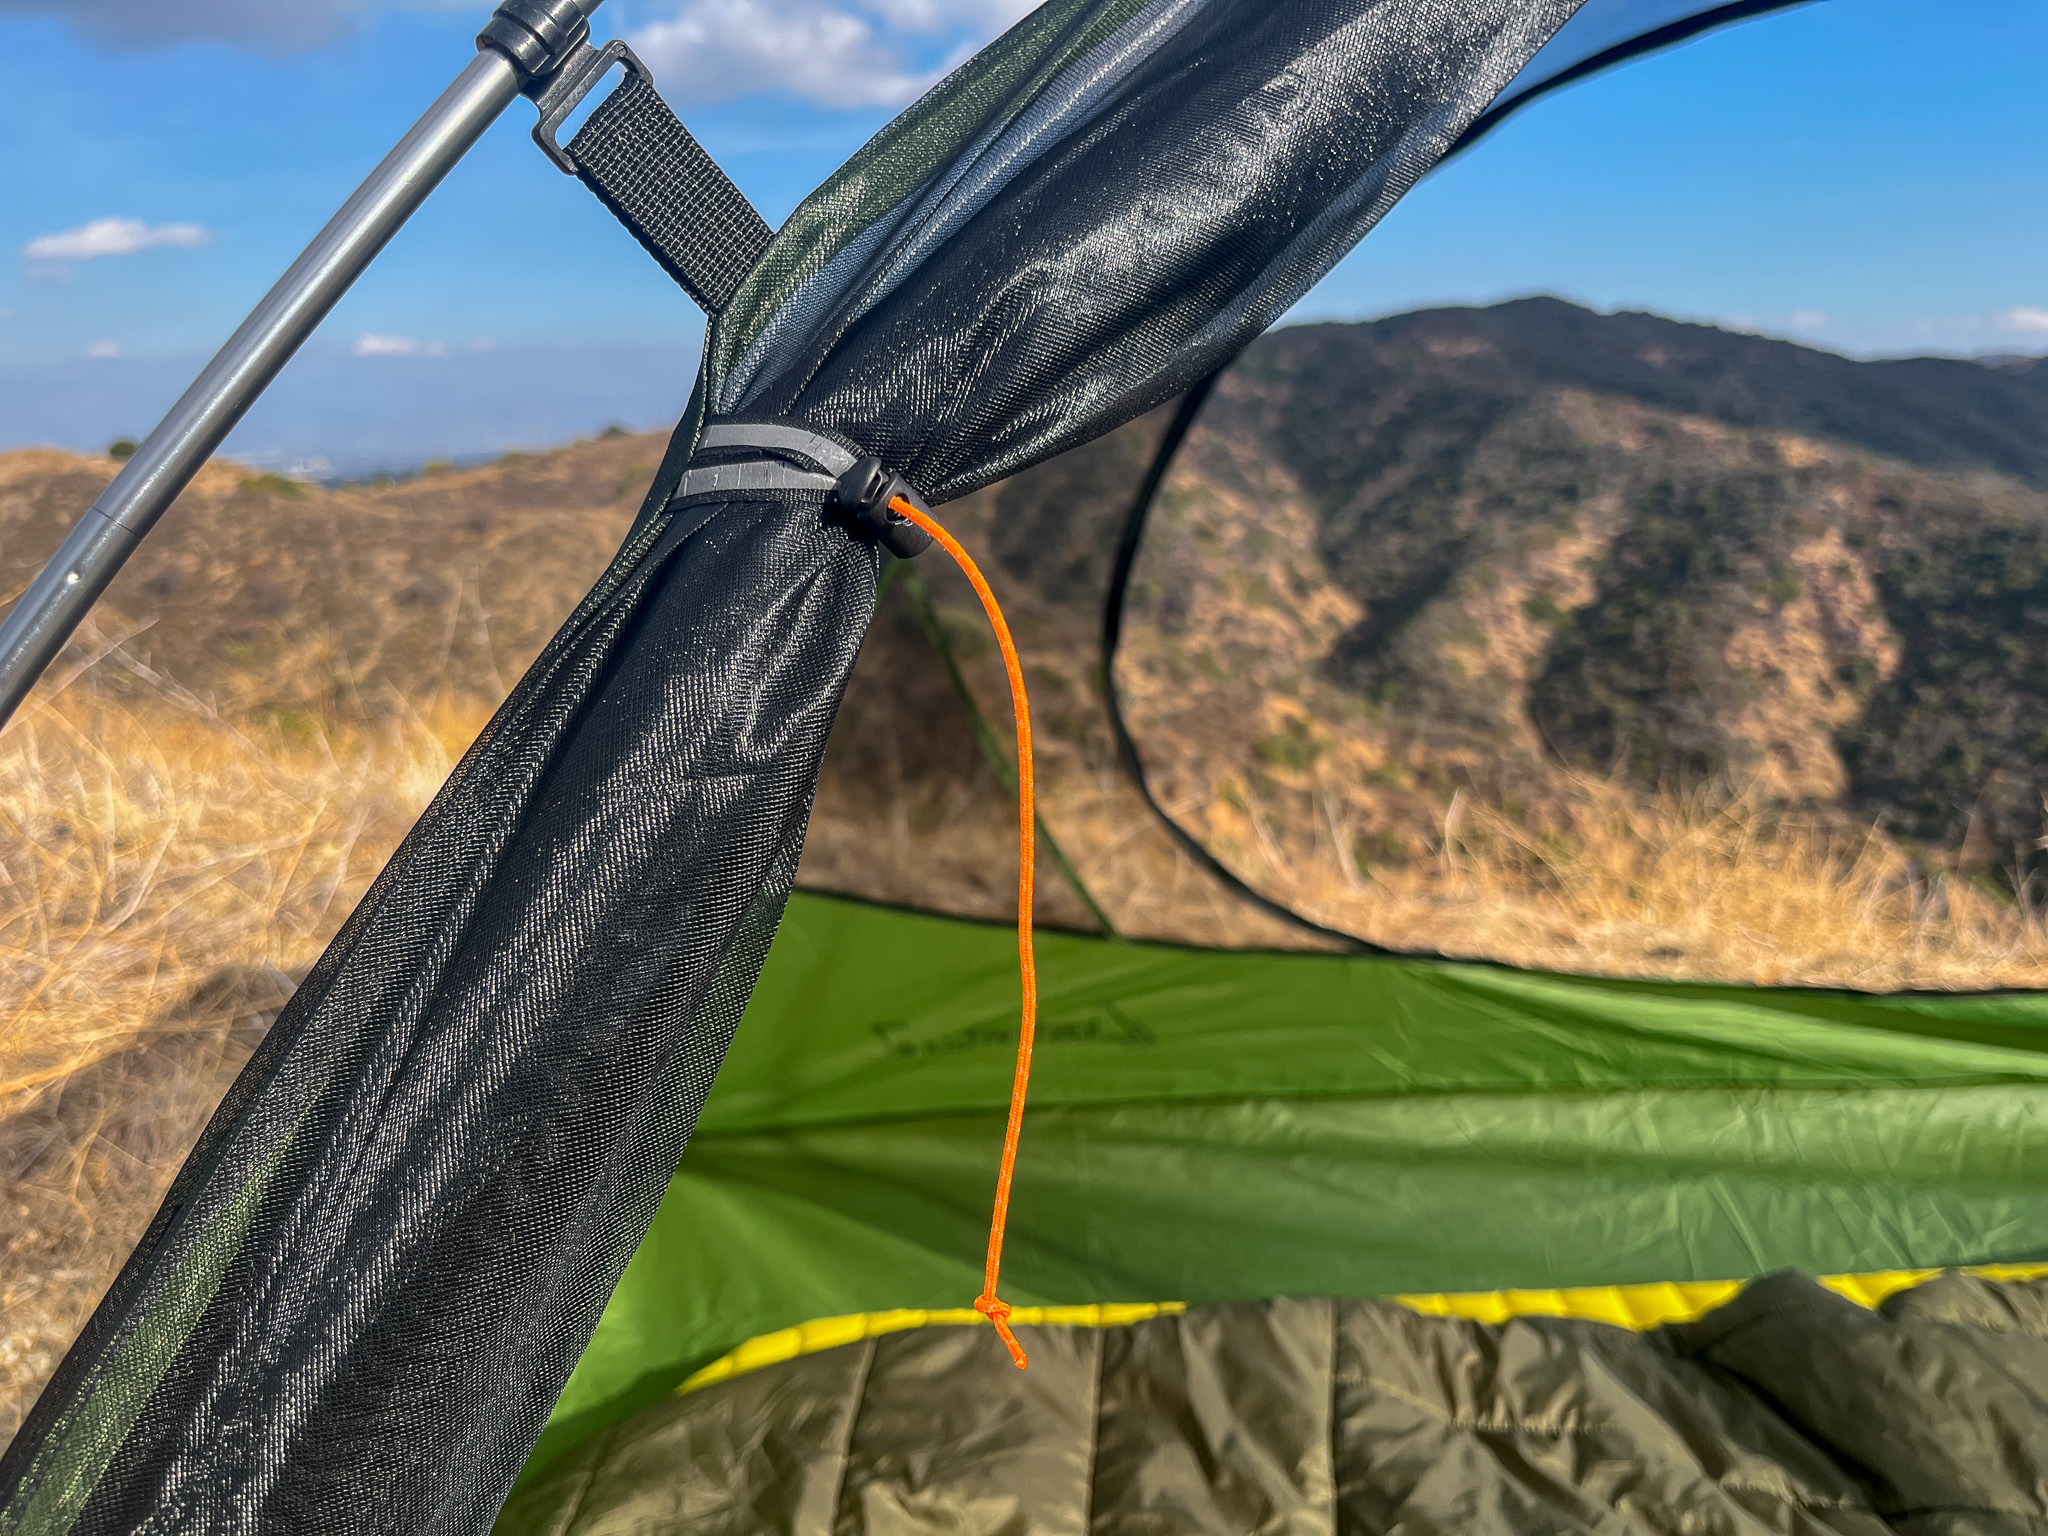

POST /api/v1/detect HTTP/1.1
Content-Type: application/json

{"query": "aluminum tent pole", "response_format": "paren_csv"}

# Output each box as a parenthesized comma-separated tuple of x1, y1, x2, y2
(0, 0, 607, 733)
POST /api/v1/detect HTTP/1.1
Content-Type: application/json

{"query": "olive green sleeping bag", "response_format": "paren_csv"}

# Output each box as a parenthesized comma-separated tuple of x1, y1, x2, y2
(502, 1272, 2048, 1535)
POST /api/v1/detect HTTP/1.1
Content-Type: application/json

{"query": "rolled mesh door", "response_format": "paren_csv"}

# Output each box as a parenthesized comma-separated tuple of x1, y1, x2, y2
(0, 2, 1583, 1530)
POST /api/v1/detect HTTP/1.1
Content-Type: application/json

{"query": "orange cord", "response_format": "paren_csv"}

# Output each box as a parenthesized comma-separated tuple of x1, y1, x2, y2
(890, 496, 1036, 1370)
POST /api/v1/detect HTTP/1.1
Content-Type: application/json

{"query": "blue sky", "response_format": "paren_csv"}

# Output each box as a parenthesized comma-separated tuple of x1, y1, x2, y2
(2, 0, 2043, 470)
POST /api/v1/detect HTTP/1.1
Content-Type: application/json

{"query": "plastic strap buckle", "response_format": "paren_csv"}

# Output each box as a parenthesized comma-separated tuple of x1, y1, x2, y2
(526, 38, 653, 175)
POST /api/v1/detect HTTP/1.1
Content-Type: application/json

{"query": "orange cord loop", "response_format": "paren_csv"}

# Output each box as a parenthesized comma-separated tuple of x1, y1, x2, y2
(890, 496, 1037, 1371)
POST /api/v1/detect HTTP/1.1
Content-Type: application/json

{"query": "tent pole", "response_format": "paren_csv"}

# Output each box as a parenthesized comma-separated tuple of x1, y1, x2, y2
(0, 1, 607, 734)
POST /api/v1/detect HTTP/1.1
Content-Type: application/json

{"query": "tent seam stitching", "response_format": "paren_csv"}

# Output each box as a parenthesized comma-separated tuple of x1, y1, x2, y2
(1080, 1323, 1104, 1533)
(1325, 1297, 1339, 1536)
(824, 1335, 877, 1533)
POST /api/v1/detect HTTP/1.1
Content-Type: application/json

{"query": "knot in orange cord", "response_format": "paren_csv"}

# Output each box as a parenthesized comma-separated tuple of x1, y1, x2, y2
(889, 496, 1037, 1373)
(975, 1293, 1027, 1369)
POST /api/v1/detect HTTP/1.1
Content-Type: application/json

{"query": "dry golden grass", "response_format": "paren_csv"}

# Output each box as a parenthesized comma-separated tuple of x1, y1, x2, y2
(0, 686, 487, 1440)
(1183, 768, 2048, 989)
(803, 762, 1313, 950)
(817, 736, 2048, 989)
(10, 435, 2048, 1445)
(10, 657, 2048, 1445)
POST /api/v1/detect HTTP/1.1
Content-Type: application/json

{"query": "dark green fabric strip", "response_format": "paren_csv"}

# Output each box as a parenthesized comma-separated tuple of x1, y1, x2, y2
(699, 894, 2048, 1136)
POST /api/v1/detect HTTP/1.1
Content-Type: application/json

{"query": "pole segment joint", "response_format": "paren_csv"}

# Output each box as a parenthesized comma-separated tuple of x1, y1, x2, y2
(477, 0, 596, 81)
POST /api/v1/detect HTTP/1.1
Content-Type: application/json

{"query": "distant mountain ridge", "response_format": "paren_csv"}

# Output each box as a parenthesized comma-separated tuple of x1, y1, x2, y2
(1249, 297, 2048, 490)
(10, 296, 2048, 920)
(1082, 298, 2048, 879)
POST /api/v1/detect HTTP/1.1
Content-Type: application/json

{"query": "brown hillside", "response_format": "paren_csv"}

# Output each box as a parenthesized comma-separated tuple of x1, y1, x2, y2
(10, 304, 2048, 1439)
(826, 303, 2048, 983)
(1123, 371, 2048, 893)
(0, 437, 657, 722)
(9, 302, 2048, 979)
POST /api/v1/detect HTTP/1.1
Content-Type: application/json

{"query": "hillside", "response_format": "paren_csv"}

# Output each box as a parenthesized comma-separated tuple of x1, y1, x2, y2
(8, 301, 2048, 962)
(817, 298, 2048, 968)
(1099, 300, 2048, 919)
(0, 437, 657, 723)
(10, 300, 2048, 1439)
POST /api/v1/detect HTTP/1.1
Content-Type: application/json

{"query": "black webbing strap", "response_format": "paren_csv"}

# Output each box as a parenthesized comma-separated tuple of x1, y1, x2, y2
(567, 71, 772, 314)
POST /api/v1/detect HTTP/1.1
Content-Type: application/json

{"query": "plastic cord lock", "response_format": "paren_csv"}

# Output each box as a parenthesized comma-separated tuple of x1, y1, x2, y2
(830, 457, 934, 559)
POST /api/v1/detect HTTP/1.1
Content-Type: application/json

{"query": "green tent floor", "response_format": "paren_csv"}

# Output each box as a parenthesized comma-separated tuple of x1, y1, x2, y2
(525, 892, 2048, 1483)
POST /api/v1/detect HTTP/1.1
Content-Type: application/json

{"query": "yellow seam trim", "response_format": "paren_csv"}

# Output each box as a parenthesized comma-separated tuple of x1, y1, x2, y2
(675, 1264, 2048, 1397)
(677, 1301, 1185, 1395)
(1393, 1262, 2048, 1329)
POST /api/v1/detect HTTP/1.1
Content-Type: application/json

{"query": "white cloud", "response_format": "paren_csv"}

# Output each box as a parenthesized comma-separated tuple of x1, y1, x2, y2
(10, 0, 1033, 97)
(862, 0, 1035, 31)
(1788, 309, 1828, 331)
(1999, 306, 2048, 335)
(84, 340, 122, 359)
(0, 0, 463, 51)
(354, 333, 446, 357)
(629, 0, 1034, 108)
(633, 0, 926, 108)
(24, 218, 207, 264)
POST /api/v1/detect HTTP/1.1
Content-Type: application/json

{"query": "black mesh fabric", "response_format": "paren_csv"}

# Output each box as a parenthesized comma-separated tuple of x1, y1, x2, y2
(717, 0, 1581, 499)
(0, 2, 1602, 1530)
(0, 498, 877, 1534)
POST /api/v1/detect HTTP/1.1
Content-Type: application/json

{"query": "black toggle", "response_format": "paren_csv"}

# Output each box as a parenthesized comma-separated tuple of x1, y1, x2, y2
(830, 456, 933, 559)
